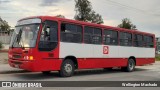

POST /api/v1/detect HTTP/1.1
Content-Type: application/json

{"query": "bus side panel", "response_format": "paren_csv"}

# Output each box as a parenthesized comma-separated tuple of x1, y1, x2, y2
(136, 58, 155, 66)
(77, 58, 128, 69)
(33, 59, 62, 71)
(60, 42, 155, 69)
(118, 47, 155, 59)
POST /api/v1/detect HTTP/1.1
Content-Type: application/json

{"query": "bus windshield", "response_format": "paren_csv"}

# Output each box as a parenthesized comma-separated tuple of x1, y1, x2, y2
(10, 24, 40, 48)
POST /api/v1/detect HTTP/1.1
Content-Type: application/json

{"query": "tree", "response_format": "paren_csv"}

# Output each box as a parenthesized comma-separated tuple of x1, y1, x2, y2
(74, 0, 103, 24)
(0, 17, 10, 32)
(89, 11, 104, 24)
(118, 18, 136, 30)
(56, 15, 65, 18)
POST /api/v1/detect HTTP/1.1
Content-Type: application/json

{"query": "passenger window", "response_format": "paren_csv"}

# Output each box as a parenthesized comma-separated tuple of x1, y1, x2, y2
(120, 32, 132, 46)
(93, 28, 102, 44)
(144, 35, 154, 48)
(84, 26, 102, 44)
(84, 27, 93, 44)
(133, 34, 143, 47)
(103, 30, 118, 45)
(61, 23, 82, 43)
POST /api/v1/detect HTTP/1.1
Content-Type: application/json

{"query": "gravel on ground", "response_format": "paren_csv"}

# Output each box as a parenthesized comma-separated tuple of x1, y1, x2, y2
(0, 52, 8, 64)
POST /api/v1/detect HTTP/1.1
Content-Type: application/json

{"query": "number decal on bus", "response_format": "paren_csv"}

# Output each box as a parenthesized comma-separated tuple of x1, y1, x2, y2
(103, 46, 109, 54)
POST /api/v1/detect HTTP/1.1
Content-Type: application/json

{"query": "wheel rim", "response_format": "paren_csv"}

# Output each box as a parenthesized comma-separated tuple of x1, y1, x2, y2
(64, 64, 72, 73)
(129, 61, 134, 70)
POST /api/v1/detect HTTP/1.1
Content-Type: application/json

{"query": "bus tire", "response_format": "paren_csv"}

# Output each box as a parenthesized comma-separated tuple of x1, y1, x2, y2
(122, 58, 135, 72)
(59, 59, 75, 77)
(42, 71, 51, 74)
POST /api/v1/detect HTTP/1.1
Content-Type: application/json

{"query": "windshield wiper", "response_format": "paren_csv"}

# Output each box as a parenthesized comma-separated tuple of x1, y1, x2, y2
(19, 36, 25, 49)
(11, 33, 18, 48)
(18, 29, 25, 49)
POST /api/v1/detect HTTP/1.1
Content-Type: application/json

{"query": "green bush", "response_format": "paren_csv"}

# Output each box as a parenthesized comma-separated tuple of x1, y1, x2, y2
(156, 55, 160, 61)
(0, 42, 3, 50)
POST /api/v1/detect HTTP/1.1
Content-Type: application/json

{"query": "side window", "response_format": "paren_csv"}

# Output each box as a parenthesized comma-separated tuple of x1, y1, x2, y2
(144, 35, 154, 48)
(103, 30, 118, 45)
(40, 27, 50, 41)
(61, 23, 82, 43)
(84, 27, 93, 44)
(84, 26, 102, 44)
(120, 32, 132, 46)
(133, 34, 143, 47)
(93, 28, 102, 44)
(38, 20, 58, 51)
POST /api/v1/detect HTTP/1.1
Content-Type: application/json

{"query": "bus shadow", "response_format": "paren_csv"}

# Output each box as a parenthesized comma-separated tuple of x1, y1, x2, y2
(14, 68, 148, 80)
(15, 71, 60, 80)
(74, 68, 148, 76)
(74, 69, 120, 76)
(0, 70, 29, 74)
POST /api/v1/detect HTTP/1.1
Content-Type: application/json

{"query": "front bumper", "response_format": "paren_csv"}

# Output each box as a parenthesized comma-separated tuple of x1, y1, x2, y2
(8, 58, 62, 72)
(8, 59, 36, 71)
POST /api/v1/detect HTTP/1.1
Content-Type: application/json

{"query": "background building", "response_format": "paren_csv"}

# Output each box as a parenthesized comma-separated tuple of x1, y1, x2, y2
(0, 17, 13, 44)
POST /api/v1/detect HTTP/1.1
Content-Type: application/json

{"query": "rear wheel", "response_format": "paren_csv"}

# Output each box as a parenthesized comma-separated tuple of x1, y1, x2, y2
(59, 59, 75, 77)
(122, 58, 135, 72)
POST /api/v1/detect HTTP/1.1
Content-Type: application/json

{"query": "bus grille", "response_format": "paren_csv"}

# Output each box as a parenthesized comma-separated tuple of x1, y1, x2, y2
(13, 55, 22, 59)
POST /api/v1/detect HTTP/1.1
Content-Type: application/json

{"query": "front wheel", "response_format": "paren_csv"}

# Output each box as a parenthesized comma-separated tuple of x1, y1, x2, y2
(59, 59, 75, 77)
(122, 58, 135, 72)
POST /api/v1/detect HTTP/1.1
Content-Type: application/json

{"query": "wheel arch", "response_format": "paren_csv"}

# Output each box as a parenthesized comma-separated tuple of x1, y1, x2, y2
(63, 56, 78, 69)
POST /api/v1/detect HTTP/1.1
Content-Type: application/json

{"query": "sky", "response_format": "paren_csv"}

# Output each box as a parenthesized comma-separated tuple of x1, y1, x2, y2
(0, 0, 160, 37)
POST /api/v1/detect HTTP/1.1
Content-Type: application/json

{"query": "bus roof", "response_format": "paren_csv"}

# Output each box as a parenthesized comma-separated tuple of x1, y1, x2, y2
(19, 16, 155, 36)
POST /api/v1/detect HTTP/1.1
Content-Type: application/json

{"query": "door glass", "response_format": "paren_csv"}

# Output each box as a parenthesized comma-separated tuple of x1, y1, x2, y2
(38, 20, 58, 51)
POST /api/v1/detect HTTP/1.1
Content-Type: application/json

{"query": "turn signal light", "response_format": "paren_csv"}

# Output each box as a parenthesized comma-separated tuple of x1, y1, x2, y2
(29, 56, 33, 60)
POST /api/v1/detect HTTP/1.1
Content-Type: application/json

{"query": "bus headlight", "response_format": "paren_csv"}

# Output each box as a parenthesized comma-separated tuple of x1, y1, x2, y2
(24, 56, 29, 60)
(24, 56, 34, 60)
(8, 54, 12, 58)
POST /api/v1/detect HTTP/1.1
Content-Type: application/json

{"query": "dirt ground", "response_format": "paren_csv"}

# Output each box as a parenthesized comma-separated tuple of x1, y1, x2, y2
(0, 52, 8, 64)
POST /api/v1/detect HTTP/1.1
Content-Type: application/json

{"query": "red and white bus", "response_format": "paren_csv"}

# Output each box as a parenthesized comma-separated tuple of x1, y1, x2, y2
(8, 16, 155, 77)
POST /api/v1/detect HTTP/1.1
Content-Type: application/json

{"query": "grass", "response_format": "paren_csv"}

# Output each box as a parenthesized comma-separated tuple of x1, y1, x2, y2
(0, 42, 2, 50)
(156, 55, 160, 61)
